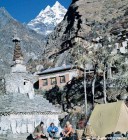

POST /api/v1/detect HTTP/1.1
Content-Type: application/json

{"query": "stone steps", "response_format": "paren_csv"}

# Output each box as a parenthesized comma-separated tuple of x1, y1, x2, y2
(0, 93, 61, 113)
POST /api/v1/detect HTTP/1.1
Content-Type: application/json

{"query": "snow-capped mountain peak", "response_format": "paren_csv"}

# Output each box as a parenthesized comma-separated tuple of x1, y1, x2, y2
(27, 1, 67, 35)
(54, 1, 61, 6)
(52, 1, 67, 22)
(44, 5, 51, 11)
(42, 5, 51, 13)
(52, 1, 63, 9)
(38, 5, 53, 20)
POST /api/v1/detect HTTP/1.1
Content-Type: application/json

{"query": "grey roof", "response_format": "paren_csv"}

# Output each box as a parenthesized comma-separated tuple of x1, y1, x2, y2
(0, 93, 61, 114)
(38, 65, 83, 75)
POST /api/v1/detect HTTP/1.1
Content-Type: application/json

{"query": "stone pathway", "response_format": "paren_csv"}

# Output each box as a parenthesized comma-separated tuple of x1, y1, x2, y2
(0, 133, 28, 140)
(0, 134, 61, 140)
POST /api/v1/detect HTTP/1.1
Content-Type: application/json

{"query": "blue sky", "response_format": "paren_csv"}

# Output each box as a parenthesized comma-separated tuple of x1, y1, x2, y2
(0, 0, 72, 23)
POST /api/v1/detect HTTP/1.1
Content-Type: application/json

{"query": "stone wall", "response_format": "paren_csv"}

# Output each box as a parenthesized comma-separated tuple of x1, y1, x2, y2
(0, 114, 60, 135)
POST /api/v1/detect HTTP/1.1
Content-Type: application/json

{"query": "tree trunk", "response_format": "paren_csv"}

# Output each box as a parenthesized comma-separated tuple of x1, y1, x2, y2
(84, 66, 88, 115)
(107, 62, 112, 79)
(92, 74, 96, 107)
(103, 65, 107, 103)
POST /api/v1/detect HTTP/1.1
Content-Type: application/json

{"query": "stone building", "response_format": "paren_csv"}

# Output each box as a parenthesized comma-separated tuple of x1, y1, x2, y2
(38, 65, 84, 91)
(0, 36, 61, 135)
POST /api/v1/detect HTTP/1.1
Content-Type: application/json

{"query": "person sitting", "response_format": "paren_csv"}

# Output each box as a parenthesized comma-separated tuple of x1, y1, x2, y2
(77, 117, 86, 130)
(33, 121, 48, 140)
(47, 123, 58, 139)
(61, 121, 74, 140)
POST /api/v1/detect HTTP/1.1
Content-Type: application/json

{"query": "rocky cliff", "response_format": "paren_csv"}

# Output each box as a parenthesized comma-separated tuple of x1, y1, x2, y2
(45, 0, 128, 66)
(44, 0, 128, 109)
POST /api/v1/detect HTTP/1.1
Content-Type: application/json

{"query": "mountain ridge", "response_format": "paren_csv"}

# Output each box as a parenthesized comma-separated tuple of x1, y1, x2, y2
(27, 1, 67, 35)
(0, 7, 45, 76)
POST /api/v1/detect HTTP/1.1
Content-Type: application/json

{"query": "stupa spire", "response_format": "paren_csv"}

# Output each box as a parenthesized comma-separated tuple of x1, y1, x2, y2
(12, 34, 23, 62)
(11, 33, 27, 73)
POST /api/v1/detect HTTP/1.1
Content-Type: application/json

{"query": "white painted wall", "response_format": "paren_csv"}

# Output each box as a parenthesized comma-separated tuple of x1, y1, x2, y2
(68, 70, 78, 80)
(0, 114, 60, 135)
(5, 73, 35, 99)
(11, 64, 27, 73)
(120, 41, 127, 54)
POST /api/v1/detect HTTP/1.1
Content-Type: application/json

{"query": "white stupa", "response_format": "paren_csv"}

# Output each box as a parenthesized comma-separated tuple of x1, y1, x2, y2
(0, 35, 61, 135)
(5, 35, 35, 99)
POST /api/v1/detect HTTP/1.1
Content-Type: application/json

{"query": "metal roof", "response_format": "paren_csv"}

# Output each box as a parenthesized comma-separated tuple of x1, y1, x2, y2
(38, 65, 84, 75)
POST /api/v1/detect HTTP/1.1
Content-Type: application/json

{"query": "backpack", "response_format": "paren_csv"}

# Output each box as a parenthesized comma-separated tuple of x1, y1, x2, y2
(26, 134, 35, 140)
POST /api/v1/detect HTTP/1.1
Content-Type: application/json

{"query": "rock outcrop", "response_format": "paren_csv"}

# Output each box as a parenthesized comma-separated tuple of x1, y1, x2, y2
(45, 0, 128, 66)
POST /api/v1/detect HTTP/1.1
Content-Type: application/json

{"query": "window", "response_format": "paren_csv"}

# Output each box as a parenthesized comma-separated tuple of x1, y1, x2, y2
(24, 79, 29, 85)
(60, 76, 66, 83)
(43, 79, 48, 86)
(24, 81, 28, 85)
(51, 77, 57, 85)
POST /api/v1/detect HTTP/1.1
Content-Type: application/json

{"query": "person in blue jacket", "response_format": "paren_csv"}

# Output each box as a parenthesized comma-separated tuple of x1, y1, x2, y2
(47, 123, 58, 138)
